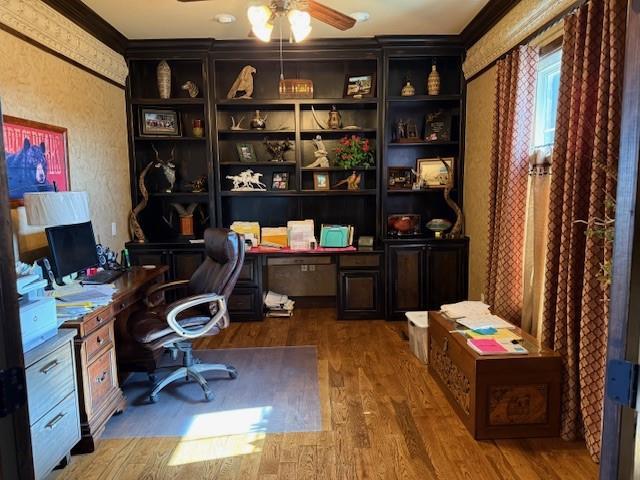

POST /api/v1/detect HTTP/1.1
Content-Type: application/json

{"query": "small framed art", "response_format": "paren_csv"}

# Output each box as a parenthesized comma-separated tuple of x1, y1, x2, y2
(236, 143, 257, 163)
(424, 110, 452, 142)
(272, 172, 289, 190)
(140, 108, 181, 136)
(387, 167, 413, 190)
(416, 157, 454, 188)
(313, 172, 330, 191)
(344, 73, 376, 98)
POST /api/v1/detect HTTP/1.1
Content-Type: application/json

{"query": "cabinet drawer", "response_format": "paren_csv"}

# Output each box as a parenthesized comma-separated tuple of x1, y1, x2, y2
(31, 392, 80, 480)
(85, 323, 113, 363)
(339, 254, 380, 268)
(83, 304, 113, 337)
(268, 255, 332, 266)
(87, 348, 118, 414)
(26, 342, 75, 425)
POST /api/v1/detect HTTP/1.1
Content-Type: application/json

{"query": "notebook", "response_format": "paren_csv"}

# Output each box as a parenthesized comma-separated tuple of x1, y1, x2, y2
(467, 338, 528, 355)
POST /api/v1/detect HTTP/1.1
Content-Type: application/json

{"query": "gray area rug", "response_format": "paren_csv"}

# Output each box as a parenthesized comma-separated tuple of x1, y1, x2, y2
(103, 346, 321, 439)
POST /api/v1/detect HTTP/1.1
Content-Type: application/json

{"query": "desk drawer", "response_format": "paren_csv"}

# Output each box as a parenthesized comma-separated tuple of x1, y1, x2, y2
(339, 254, 380, 268)
(26, 342, 75, 425)
(268, 256, 332, 266)
(85, 323, 113, 363)
(87, 347, 117, 414)
(31, 392, 80, 480)
(83, 305, 113, 337)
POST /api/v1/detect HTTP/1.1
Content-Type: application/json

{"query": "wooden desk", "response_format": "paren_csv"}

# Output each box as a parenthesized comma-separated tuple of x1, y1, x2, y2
(427, 311, 562, 439)
(62, 266, 167, 453)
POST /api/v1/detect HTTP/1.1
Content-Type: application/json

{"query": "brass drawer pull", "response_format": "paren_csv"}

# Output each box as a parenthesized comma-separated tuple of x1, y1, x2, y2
(96, 371, 108, 384)
(96, 315, 103, 323)
(46, 412, 67, 430)
(40, 360, 59, 374)
(96, 336, 105, 346)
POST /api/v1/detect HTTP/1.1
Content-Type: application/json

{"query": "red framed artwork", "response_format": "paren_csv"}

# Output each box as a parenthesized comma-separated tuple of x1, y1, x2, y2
(2, 115, 69, 207)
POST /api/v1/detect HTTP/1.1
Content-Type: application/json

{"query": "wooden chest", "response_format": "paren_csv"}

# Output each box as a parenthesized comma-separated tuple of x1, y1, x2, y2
(427, 312, 562, 439)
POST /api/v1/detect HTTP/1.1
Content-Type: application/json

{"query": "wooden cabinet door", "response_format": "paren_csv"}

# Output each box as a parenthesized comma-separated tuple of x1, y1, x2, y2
(387, 244, 425, 317)
(228, 287, 263, 322)
(424, 241, 468, 310)
(338, 271, 382, 319)
(129, 249, 169, 270)
(172, 251, 205, 280)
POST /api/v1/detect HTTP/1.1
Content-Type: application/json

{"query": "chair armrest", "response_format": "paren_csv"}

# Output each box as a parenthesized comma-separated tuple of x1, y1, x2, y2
(165, 293, 227, 339)
(144, 279, 190, 307)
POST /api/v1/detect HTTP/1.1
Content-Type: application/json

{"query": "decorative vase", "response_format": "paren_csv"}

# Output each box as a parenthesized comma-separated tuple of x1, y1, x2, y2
(401, 81, 415, 97)
(157, 60, 171, 99)
(192, 119, 204, 138)
(250, 110, 267, 130)
(427, 62, 441, 96)
(327, 105, 342, 129)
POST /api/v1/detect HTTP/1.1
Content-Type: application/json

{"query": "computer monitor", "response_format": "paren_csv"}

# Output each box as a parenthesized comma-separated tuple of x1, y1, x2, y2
(45, 221, 98, 280)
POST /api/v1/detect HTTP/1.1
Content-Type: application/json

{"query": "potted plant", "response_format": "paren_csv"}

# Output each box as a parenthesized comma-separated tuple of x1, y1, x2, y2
(334, 135, 374, 169)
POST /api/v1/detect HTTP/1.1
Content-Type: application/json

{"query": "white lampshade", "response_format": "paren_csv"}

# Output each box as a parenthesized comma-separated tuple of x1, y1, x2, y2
(23, 192, 90, 226)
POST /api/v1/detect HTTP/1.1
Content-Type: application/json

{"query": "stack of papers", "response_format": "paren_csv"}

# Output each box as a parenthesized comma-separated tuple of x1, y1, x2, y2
(264, 290, 295, 317)
(52, 285, 116, 323)
(455, 315, 515, 330)
(440, 301, 491, 319)
(463, 328, 522, 341)
(467, 338, 528, 355)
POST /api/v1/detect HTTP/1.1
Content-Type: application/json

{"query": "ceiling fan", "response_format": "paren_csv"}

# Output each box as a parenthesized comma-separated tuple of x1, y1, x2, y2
(176, 0, 357, 42)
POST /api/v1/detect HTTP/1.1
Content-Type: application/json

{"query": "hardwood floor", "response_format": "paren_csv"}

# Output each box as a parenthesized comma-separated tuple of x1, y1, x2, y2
(56, 308, 598, 479)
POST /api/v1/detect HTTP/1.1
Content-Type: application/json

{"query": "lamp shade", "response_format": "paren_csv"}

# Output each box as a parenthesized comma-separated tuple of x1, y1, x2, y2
(23, 192, 90, 226)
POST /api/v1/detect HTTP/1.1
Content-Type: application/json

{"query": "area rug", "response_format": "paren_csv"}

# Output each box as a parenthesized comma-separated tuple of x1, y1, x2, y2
(103, 346, 321, 439)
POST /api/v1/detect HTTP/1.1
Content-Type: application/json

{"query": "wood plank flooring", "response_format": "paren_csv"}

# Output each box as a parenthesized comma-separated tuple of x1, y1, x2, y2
(56, 309, 598, 479)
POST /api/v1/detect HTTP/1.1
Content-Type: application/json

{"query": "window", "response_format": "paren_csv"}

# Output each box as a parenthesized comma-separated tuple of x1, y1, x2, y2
(533, 49, 562, 147)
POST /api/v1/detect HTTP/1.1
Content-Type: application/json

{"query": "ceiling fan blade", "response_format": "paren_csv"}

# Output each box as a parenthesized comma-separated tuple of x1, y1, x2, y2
(307, 0, 356, 31)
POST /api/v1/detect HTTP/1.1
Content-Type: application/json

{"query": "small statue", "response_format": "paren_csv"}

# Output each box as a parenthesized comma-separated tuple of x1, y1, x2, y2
(226, 169, 267, 191)
(307, 135, 330, 168)
(188, 175, 208, 193)
(152, 144, 176, 192)
(327, 105, 342, 129)
(250, 110, 268, 130)
(333, 171, 361, 191)
(230, 115, 246, 130)
(227, 65, 256, 99)
(264, 139, 294, 162)
(395, 119, 407, 141)
(181, 81, 199, 98)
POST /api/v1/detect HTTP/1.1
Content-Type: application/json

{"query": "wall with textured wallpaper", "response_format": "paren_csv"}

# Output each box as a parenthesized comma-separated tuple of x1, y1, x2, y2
(463, 66, 496, 300)
(0, 29, 130, 259)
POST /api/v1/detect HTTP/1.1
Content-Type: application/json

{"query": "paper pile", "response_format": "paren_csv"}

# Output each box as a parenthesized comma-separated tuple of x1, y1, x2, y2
(54, 285, 116, 322)
(440, 300, 491, 319)
(264, 290, 295, 317)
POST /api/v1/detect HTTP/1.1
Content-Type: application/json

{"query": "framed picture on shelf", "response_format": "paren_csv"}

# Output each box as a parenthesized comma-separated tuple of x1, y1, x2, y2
(387, 167, 413, 190)
(424, 110, 452, 142)
(2, 115, 69, 206)
(313, 172, 330, 191)
(272, 172, 289, 190)
(416, 157, 454, 188)
(140, 108, 181, 136)
(343, 73, 376, 98)
(236, 143, 257, 163)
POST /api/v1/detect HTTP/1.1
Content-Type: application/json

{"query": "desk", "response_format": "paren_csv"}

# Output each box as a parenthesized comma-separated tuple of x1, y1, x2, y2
(62, 266, 167, 453)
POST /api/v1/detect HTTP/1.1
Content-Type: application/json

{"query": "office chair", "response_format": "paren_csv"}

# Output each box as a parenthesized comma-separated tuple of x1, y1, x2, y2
(129, 228, 244, 403)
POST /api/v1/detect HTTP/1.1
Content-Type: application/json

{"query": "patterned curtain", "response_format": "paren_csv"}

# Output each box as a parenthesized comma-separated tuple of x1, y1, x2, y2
(485, 46, 539, 325)
(541, 0, 626, 462)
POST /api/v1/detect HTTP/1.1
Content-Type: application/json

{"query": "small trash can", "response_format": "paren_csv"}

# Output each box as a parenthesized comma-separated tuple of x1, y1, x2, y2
(406, 311, 429, 364)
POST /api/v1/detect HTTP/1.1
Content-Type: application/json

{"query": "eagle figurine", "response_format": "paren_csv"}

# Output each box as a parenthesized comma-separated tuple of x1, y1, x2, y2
(227, 65, 257, 99)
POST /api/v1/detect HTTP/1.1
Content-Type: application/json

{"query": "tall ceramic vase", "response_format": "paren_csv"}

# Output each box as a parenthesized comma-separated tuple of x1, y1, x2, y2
(427, 62, 441, 96)
(157, 60, 171, 99)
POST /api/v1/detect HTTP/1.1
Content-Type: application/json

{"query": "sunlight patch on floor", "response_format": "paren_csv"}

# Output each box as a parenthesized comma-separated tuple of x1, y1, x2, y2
(168, 432, 266, 466)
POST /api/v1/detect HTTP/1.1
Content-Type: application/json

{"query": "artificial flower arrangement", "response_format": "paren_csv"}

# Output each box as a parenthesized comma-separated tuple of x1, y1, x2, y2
(334, 135, 374, 169)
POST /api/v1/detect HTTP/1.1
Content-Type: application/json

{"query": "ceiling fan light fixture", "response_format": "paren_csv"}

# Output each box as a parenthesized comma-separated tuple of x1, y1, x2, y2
(288, 9, 311, 42)
(247, 5, 272, 27)
(252, 22, 274, 42)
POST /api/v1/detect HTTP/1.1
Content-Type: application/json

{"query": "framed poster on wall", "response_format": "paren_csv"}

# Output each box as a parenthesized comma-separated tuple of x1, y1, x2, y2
(2, 116, 69, 206)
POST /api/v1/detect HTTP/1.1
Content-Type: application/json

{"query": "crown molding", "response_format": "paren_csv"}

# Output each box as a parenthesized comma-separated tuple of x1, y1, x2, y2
(463, 0, 580, 79)
(461, 0, 521, 47)
(0, 0, 128, 86)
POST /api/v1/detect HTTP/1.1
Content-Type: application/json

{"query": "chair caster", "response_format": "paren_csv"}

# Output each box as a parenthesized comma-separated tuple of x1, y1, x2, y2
(204, 390, 214, 402)
(228, 367, 238, 379)
(150, 394, 159, 404)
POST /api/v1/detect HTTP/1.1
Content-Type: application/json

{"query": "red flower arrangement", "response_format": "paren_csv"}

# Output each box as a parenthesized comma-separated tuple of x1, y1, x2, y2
(334, 135, 374, 169)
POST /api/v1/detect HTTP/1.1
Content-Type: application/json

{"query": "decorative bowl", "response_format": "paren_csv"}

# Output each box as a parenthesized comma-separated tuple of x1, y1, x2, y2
(426, 218, 452, 239)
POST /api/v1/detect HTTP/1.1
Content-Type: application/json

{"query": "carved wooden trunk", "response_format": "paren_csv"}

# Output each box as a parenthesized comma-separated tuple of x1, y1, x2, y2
(427, 312, 562, 439)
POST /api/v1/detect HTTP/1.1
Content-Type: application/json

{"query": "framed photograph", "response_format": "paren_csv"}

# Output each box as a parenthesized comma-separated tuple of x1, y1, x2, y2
(272, 172, 289, 190)
(313, 172, 330, 191)
(387, 167, 414, 190)
(424, 110, 452, 142)
(236, 143, 257, 163)
(3, 115, 69, 207)
(416, 157, 454, 188)
(343, 73, 376, 98)
(140, 108, 181, 136)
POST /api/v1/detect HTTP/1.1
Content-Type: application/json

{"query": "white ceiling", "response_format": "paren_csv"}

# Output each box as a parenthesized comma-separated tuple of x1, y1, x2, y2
(83, 0, 489, 40)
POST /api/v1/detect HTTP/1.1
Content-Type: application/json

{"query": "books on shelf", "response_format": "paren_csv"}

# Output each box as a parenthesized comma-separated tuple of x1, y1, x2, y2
(264, 290, 295, 317)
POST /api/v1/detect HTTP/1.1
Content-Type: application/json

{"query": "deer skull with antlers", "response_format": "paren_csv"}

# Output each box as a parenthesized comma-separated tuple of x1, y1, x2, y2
(152, 144, 176, 192)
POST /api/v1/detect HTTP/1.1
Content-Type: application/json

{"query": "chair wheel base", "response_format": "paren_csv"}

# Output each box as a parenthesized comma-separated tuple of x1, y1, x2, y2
(150, 394, 159, 403)
(204, 390, 214, 401)
(228, 367, 238, 379)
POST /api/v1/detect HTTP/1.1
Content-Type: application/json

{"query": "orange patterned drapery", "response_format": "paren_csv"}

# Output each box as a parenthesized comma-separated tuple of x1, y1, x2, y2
(541, 0, 626, 462)
(485, 46, 539, 326)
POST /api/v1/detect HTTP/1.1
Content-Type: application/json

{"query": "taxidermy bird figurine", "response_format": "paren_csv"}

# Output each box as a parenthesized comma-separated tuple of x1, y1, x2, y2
(227, 65, 256, 99)
(333, 171, 361, 190)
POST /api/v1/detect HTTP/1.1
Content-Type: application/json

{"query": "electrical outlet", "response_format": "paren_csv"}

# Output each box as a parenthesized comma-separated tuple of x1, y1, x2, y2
(301, 265, 308, 272)
(309, 265, 316, 271)
(112, 222, 117, 236)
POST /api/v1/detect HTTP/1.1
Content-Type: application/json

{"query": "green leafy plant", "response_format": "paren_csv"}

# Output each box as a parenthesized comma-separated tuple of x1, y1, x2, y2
(334, 135, 374, 169)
